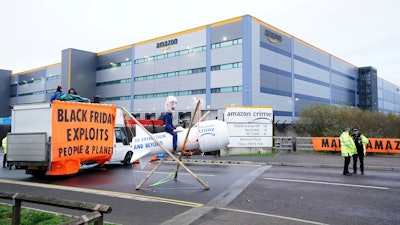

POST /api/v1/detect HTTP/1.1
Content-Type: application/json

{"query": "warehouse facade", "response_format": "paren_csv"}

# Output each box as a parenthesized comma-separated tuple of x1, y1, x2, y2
(1, 15, 399, 123)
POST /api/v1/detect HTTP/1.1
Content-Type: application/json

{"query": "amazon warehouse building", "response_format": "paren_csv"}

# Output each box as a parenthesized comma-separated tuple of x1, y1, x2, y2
(1, 14, 400, 125)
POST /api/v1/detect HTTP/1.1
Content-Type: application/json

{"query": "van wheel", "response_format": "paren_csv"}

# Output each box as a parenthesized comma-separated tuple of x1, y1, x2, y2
(123, 152, 133, 166)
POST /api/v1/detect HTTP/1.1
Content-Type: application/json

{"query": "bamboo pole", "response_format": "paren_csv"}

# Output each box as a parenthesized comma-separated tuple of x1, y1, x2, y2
(120, 106, 209, 190)
(135, 156, 168, 190)
(199, 111, 210, 121)
(174, 100, 201, 180)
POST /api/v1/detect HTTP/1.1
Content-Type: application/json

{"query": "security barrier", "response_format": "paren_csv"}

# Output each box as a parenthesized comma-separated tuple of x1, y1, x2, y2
(273, 137, 313, 151)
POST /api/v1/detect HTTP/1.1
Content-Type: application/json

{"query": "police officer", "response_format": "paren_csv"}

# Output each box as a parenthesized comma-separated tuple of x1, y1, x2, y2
(2, 136, 7, 168)
(351, 127, 369, 174)
(340, 126, 356, 176)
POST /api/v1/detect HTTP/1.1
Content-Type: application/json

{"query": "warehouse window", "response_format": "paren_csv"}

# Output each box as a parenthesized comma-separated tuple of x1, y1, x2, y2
(134, 67, 206, 82)
(211, 86, 242, 93)
(46, 75, 61, 81)
(96, 78, 131, 86)
(100, 96, 131, 101)
(97, 60, 132, 71)
(134, 45, 206, 64)
(211, 62, 242, 71)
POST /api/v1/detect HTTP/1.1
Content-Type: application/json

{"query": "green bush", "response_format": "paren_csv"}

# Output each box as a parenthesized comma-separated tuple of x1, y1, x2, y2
(293, 104, 400, 138)
(0, 204, 118, 225)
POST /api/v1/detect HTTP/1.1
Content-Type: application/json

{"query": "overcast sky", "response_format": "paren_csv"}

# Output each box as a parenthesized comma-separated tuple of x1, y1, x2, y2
(1, 0, 399, 85)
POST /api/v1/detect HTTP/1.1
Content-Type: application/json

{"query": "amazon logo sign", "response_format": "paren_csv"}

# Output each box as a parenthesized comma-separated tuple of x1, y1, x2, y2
(265, 30, 282, 43)
(156, 38, 178, 50)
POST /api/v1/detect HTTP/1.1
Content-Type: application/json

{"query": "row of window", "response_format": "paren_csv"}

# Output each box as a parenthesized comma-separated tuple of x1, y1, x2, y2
(11, 75, 62, 87)
(135, 38, 242, 65)
(134, 86, 242, 99)
(211, 62, 242, 71)
(98, 85, 242, 102)
(134, 46, 206, 64)
(97, 61, 242, 86)
(96, 78, 131, 86)
(12, 61, 242, 97)
(96, 61, 132, 71)
(96, 38, 243, 71)
(134, 67, 206, 81)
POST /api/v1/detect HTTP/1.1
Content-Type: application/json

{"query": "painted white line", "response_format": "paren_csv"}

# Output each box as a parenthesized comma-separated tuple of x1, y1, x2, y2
(220, 207, 329, 225)
(263, 177, 389, 190)
(133, 170, 215, 177)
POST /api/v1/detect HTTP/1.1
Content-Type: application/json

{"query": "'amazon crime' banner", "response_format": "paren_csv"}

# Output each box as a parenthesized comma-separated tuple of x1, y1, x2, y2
(50, 101, 116, 175)
(312, 137, 400, 153)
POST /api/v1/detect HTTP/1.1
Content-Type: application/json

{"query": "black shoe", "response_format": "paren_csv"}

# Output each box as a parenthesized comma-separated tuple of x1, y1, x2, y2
(353, 171, 357, 174)
(361, 171, 364, 175)
(343, 172, 352, 176)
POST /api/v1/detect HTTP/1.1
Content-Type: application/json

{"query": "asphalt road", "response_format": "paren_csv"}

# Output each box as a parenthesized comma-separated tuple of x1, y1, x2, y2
(1, 152, 400, 225)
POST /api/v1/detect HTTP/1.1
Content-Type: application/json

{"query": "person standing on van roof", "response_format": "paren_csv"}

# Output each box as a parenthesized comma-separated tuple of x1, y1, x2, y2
(68, 88, 78, 95)
(50, 85, 63, 102)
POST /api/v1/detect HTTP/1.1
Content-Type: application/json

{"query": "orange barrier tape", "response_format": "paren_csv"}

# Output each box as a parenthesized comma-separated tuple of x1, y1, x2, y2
(312, 137, 400, 153)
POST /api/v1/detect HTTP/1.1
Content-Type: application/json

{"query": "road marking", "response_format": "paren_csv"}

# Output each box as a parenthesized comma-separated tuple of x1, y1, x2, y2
(0, 178, 203, 207)
(163, 159, 263, 166)
(133, 170, 215, 177)
(263, 177, 389, 190)
(220, 207, 329, 225)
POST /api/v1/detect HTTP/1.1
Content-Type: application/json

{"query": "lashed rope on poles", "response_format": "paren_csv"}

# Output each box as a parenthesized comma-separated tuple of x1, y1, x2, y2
(144, 169, 178, 188)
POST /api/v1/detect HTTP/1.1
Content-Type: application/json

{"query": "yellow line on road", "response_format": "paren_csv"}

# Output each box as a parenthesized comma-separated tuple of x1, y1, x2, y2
(0, 179, 204, 207)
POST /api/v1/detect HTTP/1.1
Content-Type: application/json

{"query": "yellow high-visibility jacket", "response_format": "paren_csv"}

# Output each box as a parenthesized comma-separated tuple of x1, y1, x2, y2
(359, 134, 369, 155)
(340, 131, 356, 157)
(2, 136, 7, 154)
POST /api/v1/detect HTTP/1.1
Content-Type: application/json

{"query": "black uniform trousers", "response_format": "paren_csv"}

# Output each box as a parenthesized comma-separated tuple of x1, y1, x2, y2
(352, 150, 364, 173)
(343, 155, 351, 175)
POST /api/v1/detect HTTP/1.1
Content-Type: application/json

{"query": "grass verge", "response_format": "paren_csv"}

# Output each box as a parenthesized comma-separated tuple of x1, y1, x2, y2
(0, 204, 118, 225)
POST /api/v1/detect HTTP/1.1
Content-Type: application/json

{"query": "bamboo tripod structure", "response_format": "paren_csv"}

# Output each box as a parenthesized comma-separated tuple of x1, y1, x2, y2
(173, 100, 202, 180)
(120, 103, 210, 190)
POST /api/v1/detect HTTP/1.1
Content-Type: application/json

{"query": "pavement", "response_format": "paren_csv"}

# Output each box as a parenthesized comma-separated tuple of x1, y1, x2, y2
(2, 147, 399, 171)
(174, 150, 400, 172)
(1, 150, 399, 225)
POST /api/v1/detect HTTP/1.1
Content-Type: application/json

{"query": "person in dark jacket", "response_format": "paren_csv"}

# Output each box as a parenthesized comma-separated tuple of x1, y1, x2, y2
(68, 88, 78, 95)
(351, 127, 369, 174)
(50, 85, 63, 102)
(163, 96, 179, 154)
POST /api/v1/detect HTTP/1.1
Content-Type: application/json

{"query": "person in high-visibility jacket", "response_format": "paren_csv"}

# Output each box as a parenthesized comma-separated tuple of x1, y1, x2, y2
(351, 127, 369, 175)
(2, 136, 7, 168)
(340, 126, 356, 176)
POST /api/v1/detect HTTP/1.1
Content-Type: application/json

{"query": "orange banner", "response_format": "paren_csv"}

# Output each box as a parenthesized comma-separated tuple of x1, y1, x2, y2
(312, 137, 400, 153)
(49, 101, 116, 175)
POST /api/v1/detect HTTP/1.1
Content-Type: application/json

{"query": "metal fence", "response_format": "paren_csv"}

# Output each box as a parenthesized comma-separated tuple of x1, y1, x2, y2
(273, 137, 313, 151)
(0, 192, 112, 225)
